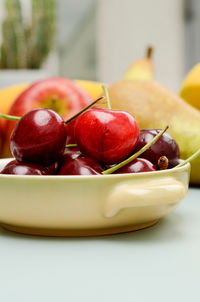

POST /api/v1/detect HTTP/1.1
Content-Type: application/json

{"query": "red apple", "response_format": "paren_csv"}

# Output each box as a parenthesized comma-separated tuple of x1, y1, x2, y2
(2, 77, 92, 157)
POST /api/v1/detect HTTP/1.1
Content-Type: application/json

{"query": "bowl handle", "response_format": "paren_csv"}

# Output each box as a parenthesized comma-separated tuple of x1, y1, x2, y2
(104, 177, 187, 218)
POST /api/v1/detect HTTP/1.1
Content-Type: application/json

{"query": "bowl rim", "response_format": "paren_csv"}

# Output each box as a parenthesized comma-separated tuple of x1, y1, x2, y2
(0, 158, 190, 181)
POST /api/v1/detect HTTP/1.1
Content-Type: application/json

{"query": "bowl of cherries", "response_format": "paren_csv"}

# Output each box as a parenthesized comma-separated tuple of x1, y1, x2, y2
(0, 87, 196, 236)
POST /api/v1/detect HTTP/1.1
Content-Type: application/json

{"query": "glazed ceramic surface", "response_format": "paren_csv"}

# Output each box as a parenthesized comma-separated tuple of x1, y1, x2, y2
(0, 158, 190, 236)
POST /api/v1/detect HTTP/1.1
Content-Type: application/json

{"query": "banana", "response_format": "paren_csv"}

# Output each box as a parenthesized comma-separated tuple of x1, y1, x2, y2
(0, 83, 28, 114)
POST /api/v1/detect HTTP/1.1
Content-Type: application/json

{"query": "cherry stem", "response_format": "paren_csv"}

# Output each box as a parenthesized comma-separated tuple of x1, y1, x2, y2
(146, 46, 153, 59)
(0, 113, 20, 121)
(102, 85, 111, 109)
(65, 144, 77, 148)
(65, 96, 105, 124)
(175, 148, 200, 168)
(102, 125, 169, 175)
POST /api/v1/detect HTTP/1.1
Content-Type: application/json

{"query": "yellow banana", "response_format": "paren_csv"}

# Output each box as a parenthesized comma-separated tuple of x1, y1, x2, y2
(0, 83, 28, 114)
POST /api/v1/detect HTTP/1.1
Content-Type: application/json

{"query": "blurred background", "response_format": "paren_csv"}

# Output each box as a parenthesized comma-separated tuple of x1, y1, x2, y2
(0, 0, 199, 92)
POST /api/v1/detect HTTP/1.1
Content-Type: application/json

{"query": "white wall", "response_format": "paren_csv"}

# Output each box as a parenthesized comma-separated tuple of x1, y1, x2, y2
(96, 0, 185, 92)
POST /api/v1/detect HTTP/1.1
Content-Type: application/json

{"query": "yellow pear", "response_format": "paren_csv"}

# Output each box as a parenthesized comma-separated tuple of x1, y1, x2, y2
(180, 63, 200, 110)
(108, 80, 200, 184)
(123, 46, 154, 81)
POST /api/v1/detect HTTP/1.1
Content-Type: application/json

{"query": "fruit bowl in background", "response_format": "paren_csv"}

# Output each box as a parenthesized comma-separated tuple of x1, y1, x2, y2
(0, 158, 190, 237)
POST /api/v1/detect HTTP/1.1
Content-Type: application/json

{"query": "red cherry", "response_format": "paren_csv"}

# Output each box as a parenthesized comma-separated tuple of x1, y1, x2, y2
(4, 159, 58, 175)
(75, 107, 139, 164)
(10, 108, 67, 166)
(1, 163, 48, 175)
(112, 158, 156, 174)
(65, 97, 104, 145)
(58, 147, 81, 170)
(58, 156, 103, 175)
(134, 129, 180, 168)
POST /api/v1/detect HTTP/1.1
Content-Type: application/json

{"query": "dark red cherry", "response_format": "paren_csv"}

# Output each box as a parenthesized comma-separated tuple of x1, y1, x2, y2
(5, 159, 58, 175)
(1, 163, 48, 175)
(58, 147, 81, 170)
(58, 156, 103, 175)
(75, 107, 139, 164)
(134, 129, 180, 168)
(10, 108, 67, 166)
(113, 158, 156, 174)
(4, 159, 58, 175)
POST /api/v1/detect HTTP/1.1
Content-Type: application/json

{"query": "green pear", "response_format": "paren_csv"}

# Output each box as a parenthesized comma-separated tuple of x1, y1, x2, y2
(107, 80, 200, 184)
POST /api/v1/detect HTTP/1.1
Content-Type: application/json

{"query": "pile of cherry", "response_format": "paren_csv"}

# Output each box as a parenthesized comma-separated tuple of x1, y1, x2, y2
(0, 91, 181, 176)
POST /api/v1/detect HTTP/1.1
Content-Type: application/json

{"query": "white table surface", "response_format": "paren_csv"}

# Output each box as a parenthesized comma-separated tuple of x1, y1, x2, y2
(0, 187, 200, 302)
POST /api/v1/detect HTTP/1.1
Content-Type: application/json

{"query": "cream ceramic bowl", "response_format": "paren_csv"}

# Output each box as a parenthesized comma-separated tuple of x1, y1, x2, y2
(0, 158, 190, 236)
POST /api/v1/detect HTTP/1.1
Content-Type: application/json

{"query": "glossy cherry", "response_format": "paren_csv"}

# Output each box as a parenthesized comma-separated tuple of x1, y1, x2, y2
(4, 159, 58, 175)
(134, 129, 180, 168)
(65, 96, 105, 146)
(10, 108, 67, 166)
(58, 147, 81, 170)
(113, 158, 156, 174)
(75, 107, 139, 164)
(58, 156, 103, 175)
(1, 163, 48, 175)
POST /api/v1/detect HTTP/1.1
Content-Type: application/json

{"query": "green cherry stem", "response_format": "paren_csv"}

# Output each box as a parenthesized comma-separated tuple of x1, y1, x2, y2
(0, 113, 20, 121)
(175, 148, 200, 168)
(65, 144, 77, 148)
(65, 96, 105, 124)
(102, 85, 111, 109)
(102, 125, 169, 175)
